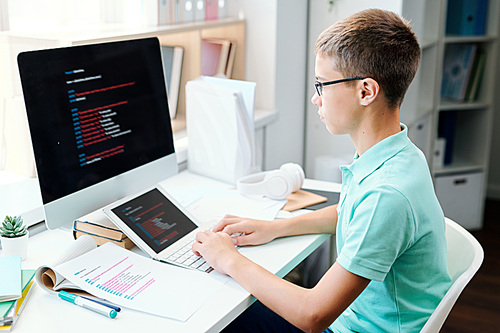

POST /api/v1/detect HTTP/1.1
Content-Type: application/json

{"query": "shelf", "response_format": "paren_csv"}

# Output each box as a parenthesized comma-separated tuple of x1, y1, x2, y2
(433, 160, 484, 176)
(438, 101, 489, 111)
(420, 39, 438, 49)
(1, 18, 245, 44)
(444, 35, 497, 44)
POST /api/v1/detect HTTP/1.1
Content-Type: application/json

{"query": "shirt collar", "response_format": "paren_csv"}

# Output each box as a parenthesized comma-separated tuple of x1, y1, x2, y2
(343, 124, 410, 185)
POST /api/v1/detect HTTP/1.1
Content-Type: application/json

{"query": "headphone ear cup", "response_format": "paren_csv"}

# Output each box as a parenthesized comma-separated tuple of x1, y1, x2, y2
(279, 163, 305, 192)
(263, 170, 293, 200)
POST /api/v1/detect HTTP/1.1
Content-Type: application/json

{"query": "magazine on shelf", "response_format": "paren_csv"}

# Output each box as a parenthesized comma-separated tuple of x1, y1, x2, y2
(441, 43, 478, 102)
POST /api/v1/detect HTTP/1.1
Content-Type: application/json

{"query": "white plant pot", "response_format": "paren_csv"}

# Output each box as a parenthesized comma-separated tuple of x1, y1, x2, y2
(1, 230, 29, 260)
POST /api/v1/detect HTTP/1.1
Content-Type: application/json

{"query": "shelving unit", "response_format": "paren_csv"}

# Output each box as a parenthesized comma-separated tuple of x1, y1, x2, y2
(1, 18, 281, 177)
(0, 18, 246, 132)
(401, 0, 499, 230)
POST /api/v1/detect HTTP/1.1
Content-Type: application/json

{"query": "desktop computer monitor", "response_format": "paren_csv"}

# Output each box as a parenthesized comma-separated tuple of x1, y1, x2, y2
(17, 37, 178, 230)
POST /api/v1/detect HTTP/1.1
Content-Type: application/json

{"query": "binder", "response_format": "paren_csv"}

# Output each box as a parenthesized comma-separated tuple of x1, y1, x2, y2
(182, 0, 194, 23)
(194, 0, 206, 21)
(446, 0, 488, 36)
(186, 76, 259, 184)
(218, 0, 227, 19)
(438, 111, 458, 165)
(474, 0, 488, 35)
(205, 0, 218, 20)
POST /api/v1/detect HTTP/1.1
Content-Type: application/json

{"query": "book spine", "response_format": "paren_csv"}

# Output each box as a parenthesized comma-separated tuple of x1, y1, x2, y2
(74, 231, 134, 250)
(74, 220, 124, 239)
(74, 230, 124, 243)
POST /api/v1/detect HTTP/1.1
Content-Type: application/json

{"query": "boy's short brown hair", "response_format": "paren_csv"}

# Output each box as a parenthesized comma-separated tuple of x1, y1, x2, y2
(315, 9, 421, 109)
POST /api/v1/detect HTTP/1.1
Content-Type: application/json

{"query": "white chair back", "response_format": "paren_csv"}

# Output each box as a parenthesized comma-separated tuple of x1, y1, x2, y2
(420, 218, 484, 332)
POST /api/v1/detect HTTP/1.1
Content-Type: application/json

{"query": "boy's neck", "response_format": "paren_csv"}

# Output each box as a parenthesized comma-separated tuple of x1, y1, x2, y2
(350, 104, 402, 156)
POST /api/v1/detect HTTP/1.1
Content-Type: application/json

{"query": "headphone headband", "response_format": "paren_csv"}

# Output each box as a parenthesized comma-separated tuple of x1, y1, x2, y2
(236, 163, 304, 200)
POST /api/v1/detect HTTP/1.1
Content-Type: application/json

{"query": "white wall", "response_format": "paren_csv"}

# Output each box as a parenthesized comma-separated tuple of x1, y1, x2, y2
(229, 0, 308, 170)
(304, 0, 402, 178)
(228, 0, 278, 111)
(264, 0, 308, 170)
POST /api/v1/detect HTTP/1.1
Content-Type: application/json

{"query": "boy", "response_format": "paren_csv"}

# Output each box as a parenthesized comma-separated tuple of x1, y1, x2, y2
(193, 8, 452, 333)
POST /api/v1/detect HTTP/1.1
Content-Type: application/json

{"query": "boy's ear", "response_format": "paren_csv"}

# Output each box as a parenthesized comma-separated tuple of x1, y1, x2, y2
(359, 78, 380, 106)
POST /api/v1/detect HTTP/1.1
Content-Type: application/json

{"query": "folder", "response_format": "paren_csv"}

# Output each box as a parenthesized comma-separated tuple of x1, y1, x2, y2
(186, 76, 259, 185)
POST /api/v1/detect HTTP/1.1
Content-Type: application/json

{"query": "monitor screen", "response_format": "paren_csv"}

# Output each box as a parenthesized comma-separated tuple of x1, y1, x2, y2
(18, 37, 178, 230)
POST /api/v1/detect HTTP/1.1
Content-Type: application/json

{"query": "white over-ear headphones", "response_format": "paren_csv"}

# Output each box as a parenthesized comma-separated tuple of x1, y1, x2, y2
(236, 163, 305, 200)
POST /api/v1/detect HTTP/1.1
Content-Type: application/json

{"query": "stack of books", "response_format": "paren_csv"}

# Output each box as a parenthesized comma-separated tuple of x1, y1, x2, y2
(0, 257, 36, 332)
(73, 217, 135, 250)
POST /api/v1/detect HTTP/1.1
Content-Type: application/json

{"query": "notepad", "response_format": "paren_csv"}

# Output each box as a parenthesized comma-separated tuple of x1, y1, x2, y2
(0, 257, 21, 302)
(0, 269, 36, 330)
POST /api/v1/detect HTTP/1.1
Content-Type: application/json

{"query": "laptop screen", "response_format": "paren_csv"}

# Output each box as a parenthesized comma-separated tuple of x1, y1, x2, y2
(18, 38, 175, 205)
(110, 188, 197, 254)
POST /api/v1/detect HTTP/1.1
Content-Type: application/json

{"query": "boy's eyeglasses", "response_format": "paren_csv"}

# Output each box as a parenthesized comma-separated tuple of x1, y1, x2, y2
(315, 76, 365, 96)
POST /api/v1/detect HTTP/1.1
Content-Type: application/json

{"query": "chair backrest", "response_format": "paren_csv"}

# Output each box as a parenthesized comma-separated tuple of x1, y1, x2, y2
(420, 217, 484, 332)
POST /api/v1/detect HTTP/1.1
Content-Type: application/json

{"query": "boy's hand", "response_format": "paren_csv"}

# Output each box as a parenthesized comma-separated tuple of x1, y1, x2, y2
(213, 214, 277, 246)
(192, 230, 241, 275)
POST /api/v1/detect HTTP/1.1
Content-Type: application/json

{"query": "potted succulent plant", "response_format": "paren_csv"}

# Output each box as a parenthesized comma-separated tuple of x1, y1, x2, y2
(0, 216, 29, 260)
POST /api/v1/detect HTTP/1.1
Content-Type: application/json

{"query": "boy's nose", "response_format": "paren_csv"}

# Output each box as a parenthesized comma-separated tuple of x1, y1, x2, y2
(311, 92, 321, 106)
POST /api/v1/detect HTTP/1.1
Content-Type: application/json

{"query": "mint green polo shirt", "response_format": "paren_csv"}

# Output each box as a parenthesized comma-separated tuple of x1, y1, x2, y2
(331, 125, 452, 333)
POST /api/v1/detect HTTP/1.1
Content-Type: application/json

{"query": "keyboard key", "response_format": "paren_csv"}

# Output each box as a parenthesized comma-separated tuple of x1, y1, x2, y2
(199, 262, 211, 271)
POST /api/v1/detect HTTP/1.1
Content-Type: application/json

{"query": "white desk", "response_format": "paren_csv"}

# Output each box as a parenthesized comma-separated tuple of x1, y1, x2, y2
(1, 171, 340, 333)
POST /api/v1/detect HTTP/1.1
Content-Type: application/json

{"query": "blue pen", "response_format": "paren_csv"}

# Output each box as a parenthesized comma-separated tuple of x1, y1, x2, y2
(80, 296, 121, 312)
(58, 291, 117, 319)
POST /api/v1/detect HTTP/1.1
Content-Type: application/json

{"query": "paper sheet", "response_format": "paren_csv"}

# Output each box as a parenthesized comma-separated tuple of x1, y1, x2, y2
(53, 242, 230, 322)
(169, 187, 286, 222)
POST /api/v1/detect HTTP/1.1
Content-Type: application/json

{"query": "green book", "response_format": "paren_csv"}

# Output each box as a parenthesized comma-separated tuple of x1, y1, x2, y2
(0, 257, 21, 303)
(0, 270, 36, 324)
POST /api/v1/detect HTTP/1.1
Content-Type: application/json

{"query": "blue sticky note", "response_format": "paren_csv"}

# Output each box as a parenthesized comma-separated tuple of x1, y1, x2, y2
(0, 256, 22, 302)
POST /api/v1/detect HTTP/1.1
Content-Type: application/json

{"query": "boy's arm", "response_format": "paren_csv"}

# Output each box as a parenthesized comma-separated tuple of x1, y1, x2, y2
(214, 204, 339, 246)
(192, 230, 368, 333)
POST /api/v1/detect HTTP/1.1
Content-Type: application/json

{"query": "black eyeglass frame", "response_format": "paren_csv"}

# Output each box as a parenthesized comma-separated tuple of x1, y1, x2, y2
(315, 76, 365, 96)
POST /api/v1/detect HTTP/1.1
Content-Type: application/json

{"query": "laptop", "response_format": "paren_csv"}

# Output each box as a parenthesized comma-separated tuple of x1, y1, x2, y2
(103, 185, 220, 273)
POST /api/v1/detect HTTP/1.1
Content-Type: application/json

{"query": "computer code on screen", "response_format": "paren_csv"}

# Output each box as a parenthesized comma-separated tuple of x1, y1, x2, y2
(18, 38, 174, 204)
(111, 188, 197, 253)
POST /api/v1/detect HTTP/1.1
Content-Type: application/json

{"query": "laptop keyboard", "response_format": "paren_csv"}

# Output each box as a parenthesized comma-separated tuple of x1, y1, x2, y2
(162, 224, 241, 273)
(163, 236, 214, 273)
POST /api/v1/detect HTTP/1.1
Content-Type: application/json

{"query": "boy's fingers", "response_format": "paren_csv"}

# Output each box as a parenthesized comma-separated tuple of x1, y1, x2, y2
(231, 234, 255, 246)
